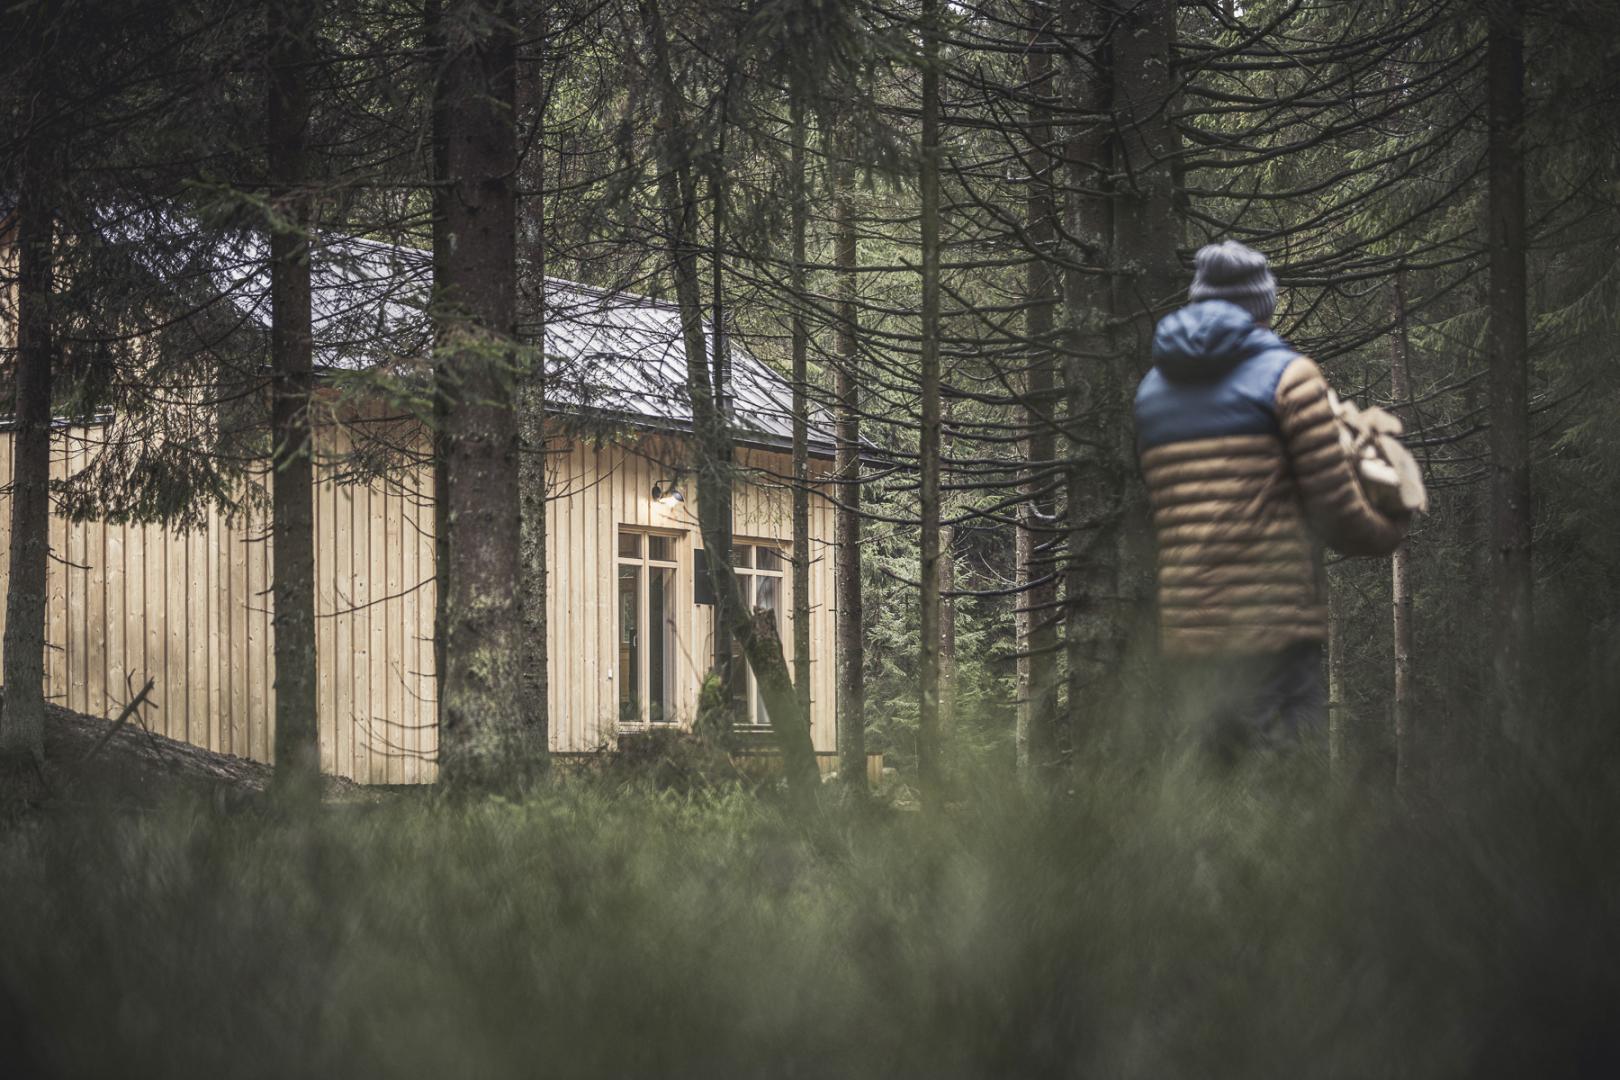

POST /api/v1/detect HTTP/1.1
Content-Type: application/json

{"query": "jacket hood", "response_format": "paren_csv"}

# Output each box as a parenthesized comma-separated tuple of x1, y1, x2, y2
(1151, 300, 1286, 383)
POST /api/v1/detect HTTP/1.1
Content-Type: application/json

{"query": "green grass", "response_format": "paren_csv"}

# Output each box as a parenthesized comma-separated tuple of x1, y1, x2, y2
(1, 750, 1616, 1078)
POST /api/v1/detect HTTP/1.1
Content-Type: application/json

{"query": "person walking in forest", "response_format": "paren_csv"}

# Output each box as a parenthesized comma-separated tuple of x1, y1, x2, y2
(1134, 241, 1410, 763)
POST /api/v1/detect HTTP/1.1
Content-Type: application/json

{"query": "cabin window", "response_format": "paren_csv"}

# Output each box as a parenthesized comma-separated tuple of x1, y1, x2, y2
(617, 528, 680, 727)
(730, 543, 785, 728)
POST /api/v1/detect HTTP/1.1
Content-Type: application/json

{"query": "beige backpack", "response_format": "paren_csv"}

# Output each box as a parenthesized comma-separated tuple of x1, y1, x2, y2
(1326, 389, 1429, 517)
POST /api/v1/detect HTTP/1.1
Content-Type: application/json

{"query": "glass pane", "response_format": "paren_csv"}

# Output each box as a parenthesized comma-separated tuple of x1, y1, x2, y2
(729, 573, 751, 719)
(732, 543, 752, 568)
(648, 567, 676, 723)
(754, 546, 781, 573)
(618, 565, 640, 723)
(647, 534, 672, 563)
(753, 576, 780, 727)
(618, 532, 642, 559)
(754, 574, 779, 620)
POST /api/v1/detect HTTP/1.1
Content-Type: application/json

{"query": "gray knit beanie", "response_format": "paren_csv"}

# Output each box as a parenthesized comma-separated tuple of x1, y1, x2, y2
(1188, 241, 1277, 323)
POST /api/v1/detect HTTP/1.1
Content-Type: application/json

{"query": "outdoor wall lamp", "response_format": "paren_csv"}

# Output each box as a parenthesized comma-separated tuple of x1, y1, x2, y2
(652, 479, 685, 507)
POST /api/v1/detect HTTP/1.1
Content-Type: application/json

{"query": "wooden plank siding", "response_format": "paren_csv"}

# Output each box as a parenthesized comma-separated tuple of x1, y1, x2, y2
(0, 420, 839, 781)
(542, 432, 839, 756)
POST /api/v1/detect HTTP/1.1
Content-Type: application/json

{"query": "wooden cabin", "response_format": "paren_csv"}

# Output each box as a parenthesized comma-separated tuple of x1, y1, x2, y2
(0, 223, 846, 783)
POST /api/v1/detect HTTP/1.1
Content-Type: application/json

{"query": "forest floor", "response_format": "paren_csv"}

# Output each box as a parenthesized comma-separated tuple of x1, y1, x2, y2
(1, 708, 1617, 1078)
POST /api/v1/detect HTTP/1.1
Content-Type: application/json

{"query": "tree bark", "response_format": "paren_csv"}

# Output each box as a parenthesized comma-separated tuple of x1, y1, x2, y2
(640, 0, 716, 684)
(517, 17, 550, 769)
(1390, 270, 1414, 786)
(1059, 0, 1112, 754)
(1106, 0, 1181, 730)
(639, 0, 817, 802)
(831, 141, 868, 796)
(938, 397, 960, 736)
(709, 103, 739, 725)
(789, 98, 813, 723)
(916, 0, 944, 807)
(745, 608, 821, 800)
(939, 521, 957, 734)
(1327, 564, 1349, 771)
(1486, 0, 1532, 738)
(266, 0, 322, 807)
(1, 143, 55, 797)
(1109, 0, 1181, 338)
(1450, 346, 1487, 741)
(426, 0, 451, 745)
(1018, 0, 1062, 779)
(437, 0, 527, 790)
(1015, 499, 1033, 766)
(707, 73, 814, 801)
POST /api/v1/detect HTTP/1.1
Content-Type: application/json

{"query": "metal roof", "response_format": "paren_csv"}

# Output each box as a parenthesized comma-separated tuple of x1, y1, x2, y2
(213, 232, 833, 454)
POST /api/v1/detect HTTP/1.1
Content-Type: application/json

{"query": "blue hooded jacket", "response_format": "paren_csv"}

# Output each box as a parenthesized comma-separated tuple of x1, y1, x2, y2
(1129, 299, 1407, 657)
(1134, 300, 1301, 452)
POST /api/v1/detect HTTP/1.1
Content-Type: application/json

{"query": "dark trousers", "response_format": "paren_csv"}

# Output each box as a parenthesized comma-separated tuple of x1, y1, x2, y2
(1171, 642, 1328, 766)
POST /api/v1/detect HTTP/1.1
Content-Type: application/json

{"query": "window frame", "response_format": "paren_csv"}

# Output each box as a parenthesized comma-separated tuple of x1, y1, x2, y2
(615, 526, 683, 730)
(728, 540, 788, 730)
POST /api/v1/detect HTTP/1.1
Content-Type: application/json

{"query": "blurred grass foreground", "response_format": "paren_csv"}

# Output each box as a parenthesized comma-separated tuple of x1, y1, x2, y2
(1, 748, 1617, 1079)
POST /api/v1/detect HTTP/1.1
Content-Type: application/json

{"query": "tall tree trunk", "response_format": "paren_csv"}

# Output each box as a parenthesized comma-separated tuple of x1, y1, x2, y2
(1452, 342, 1487, 741)
(1015, 500, 1033, 765)
(1, 145, 54, 798)
(831, 141, 868, 796)
(937, 402, 958, 734)
(517, 20, 549, 770)
(704, 59, 743, 726)
(640, 0, 723, 697)
(426, 0, 451, 740)
(789, 99, 813, 724)
(1109, 0, 1180, 342)
(1018, 0, 1062, 778)
(437, 0, 526, 789)
(939, 522, 957, 734)
(1107, 0, 1181, 734)
(1060, 0, 1112, 754)
(639, 0, 818, 802)
(1486, 0, 1532, 739)
(1390, 270, 1414, 786)
(709, 72, 814, 798)
(1327, 564, 1349, 771)
(267, 0, 322, 806)
(916, 0, 944, 807)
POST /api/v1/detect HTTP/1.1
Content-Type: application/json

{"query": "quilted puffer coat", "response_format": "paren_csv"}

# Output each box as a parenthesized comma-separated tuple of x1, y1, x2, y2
(1134, 300, 1408, 657)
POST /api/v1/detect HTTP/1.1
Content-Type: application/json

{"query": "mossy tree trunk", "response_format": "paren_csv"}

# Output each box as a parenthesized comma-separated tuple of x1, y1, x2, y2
(640, 0, 818, 804)
(426, 0, 451, 754)
(1059, 0, 1112, 759)
(1106, 0, 1181, 736)
(789, 98, 813, 726)
(436, 0, 528, 790)
(517, 20, 550, 771)
(830, 139, 868, 797)
(1019, 0, 1062, 779)
(1, 138, 55, 801)
(267, 0, 322, 807)
(1390, 270, 1415, 786)
(916, 0, 944, 809)
(1328, 564, 1350, 771)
